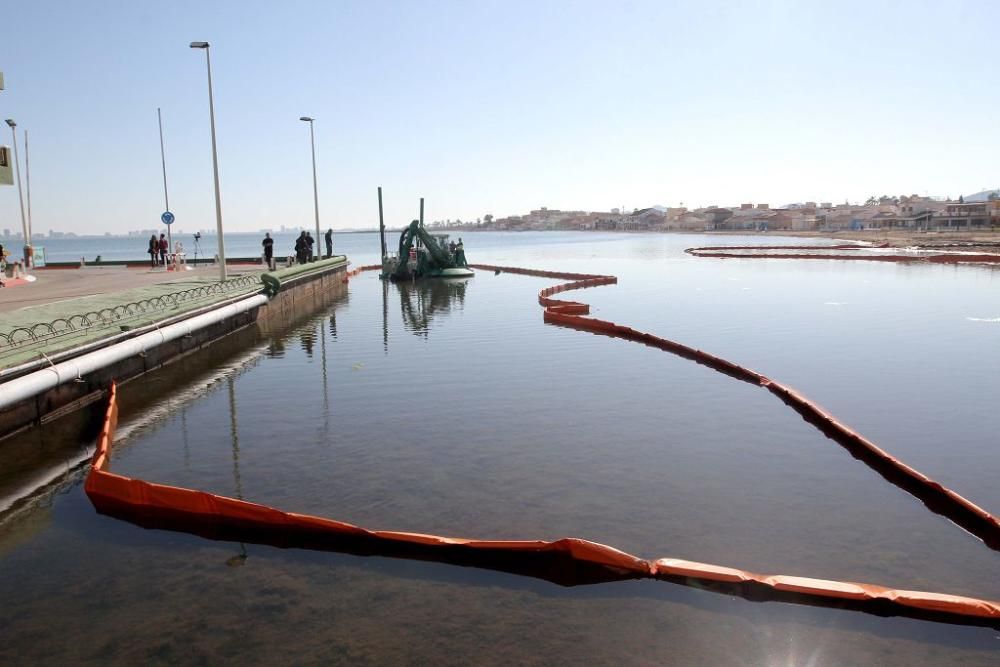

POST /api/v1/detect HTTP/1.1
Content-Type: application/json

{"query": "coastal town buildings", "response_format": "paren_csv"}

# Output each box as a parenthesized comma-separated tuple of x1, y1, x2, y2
(472, 193, 999, 235)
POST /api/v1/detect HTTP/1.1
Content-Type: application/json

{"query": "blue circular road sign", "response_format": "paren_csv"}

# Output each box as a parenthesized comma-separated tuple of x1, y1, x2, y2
(161, 211, 175, 225)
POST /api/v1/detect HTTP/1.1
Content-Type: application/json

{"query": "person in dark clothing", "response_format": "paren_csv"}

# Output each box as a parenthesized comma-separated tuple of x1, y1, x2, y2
(159, 234, 168, 266)
(262, 232, 274, 269)
(294, 231, 307, 264)
(305, 232, 315, 262)
(148, 235, 159, 268)
(324, 228, 333, 258)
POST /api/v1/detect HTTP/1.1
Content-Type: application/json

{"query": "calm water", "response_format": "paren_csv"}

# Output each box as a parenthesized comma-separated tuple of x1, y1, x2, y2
(1, 232, 998, 665)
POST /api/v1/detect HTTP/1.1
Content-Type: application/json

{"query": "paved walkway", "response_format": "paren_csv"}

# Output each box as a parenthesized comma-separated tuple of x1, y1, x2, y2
(0, 265, 264, 371)
(0, 264, 260, 314)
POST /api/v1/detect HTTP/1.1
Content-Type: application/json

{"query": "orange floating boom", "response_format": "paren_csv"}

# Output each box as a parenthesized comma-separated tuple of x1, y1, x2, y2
(84, 264, 1000, 627)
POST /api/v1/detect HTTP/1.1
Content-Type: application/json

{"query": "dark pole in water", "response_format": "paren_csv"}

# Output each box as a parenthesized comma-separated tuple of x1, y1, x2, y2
(381, 277, 389, 353)
(419, 197, 424, 226)
(378, 186, 386, 260)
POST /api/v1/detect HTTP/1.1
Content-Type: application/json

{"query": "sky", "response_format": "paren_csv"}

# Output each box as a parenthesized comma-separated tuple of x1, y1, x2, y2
(1, 0, 998, 234)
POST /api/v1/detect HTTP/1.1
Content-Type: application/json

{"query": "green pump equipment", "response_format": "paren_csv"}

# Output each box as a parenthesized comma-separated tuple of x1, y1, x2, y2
(381, 219, 474, 280)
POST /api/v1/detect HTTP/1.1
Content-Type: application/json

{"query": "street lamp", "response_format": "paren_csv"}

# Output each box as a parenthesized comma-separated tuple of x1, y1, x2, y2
(5, 119, 29, 265)
(300, 116, 322, 260)
(189, 41, 227, 280)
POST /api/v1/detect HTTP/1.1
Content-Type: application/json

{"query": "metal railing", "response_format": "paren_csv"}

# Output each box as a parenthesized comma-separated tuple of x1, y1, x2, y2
(0, 273, 262, 353)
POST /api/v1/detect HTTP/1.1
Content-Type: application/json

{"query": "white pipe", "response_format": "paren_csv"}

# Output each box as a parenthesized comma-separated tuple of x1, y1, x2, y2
(0, 294, 267, 410)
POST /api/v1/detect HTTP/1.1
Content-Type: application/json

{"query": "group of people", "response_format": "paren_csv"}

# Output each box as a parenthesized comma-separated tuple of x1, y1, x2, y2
(147, 233, 170, 268)
(144, 229, 335, 271)
(262, 229, 333, 269)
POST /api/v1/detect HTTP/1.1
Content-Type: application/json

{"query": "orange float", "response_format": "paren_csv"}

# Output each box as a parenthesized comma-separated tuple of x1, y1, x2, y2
(84, 263, 1000, 627)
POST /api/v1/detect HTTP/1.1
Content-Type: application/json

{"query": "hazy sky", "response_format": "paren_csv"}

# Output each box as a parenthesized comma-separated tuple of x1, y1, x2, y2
(1, 0, 998, 234)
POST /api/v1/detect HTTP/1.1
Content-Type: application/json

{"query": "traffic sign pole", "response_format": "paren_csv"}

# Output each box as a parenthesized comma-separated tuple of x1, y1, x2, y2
(161, 211, 175, 269)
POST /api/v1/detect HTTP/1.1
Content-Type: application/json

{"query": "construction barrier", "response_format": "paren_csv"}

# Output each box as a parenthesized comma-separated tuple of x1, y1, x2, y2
(685, 243, 1000, 264)
(84, 262, 1000, 627)
(342, 264, 382, 283)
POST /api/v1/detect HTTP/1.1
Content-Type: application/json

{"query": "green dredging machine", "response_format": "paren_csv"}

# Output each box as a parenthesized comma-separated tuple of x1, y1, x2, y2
(378, 191, 475, 281)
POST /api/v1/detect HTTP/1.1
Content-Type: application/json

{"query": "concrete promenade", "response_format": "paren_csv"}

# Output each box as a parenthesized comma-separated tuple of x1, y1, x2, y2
(0, 256, 349, 440)
(0, 264, 264, 371)
(0, 263, 261, 314)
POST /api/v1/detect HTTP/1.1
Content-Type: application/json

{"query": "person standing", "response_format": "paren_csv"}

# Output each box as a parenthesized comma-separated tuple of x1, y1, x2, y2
(295, 231, 307, 264)
(148, 235, 159, 268)
(324, 228, 333, 258)
(158, 233, 169, 266)
(262, 232, 274, 270)
(305, 232, 315, 262)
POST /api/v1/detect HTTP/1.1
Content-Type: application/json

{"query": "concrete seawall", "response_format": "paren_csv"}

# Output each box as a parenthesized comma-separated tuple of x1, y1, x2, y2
(0, 259, 348, 441)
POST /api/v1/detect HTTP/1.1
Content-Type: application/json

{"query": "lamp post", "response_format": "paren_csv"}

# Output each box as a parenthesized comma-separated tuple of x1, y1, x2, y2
(4, 119, 29, 265)
(24, 129, 31, 243)
(157, 108, 172, 258)
(299, 116, 321, 260)
(189, 41, 227, 280)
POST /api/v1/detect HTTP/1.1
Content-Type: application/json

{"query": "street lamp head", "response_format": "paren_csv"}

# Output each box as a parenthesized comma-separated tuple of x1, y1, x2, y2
(299, 116, 314, 122)
(189, 41, 210, 49)
(4, 119, 15, 128)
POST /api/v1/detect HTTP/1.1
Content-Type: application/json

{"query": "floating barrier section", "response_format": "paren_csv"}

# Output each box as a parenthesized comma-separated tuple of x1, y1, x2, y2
(342, 264, 382, 283)
(85, 263, 1000, 627)
(685, 243, 1000, 264)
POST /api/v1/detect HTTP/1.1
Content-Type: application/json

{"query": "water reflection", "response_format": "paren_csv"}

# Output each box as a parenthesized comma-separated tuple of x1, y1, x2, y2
(226, 375, 248, 567)
(320, 319, 330, 441)
(395, 278, 470, 338)
(301, 328, 315, 358)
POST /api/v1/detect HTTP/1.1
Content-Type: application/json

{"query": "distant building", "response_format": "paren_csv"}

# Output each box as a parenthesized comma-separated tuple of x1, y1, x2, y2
(618, 208, 665, 231)
(934, 202, 990, 229)
(702, 207, 734, 228)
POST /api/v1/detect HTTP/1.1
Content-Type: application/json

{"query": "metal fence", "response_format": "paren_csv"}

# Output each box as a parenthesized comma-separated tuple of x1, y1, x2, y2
(0, 273, 262, 353)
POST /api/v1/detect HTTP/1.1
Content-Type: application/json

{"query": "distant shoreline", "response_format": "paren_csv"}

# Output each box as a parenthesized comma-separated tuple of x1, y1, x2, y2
(4, 227, 998, 250)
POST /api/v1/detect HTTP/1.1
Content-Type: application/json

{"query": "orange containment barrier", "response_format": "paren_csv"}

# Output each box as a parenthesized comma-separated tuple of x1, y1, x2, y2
(342, 264, 381, 282)
(85, 383, 1000, 626)
(685, 243, 1000, 264)
(85, 261, 1000, 627)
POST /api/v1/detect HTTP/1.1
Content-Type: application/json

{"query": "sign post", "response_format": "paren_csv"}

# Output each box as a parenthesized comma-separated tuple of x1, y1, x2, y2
(162, 211, 174, 269)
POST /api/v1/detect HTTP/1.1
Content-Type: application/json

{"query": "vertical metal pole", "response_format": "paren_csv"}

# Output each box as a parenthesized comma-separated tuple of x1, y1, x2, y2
(204, 48, 227, 280)
(9, 125, 28, 264)
(419, 197, 424, 226)
(308, 120, 321, 260)
(378, 186, 386, 260)
(24, 130, 31, 243)
(158, 107, 172, 256)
